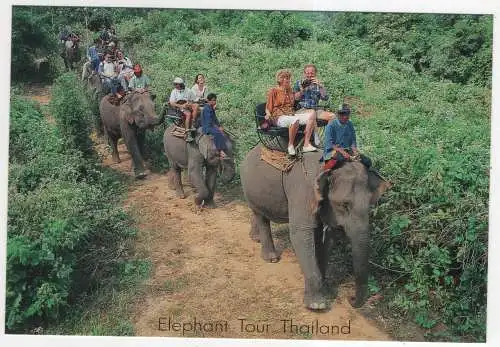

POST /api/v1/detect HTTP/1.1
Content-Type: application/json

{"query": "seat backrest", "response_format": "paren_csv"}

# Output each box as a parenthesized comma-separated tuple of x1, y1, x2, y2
(255, 103, 266, 118)
(254, 103, 267, 128)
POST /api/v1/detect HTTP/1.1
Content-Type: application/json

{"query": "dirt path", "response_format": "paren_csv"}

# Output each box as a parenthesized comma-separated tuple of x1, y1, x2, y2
(28, 84, 392, 341)
(97, 144, 391, 341)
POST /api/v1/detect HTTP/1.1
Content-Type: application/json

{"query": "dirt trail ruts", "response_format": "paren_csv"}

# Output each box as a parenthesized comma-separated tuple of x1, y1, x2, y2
(29, 84, 391, 340)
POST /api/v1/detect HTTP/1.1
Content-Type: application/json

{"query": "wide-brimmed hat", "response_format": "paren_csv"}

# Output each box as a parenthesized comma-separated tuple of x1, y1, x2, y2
(173, 77, 184, 84)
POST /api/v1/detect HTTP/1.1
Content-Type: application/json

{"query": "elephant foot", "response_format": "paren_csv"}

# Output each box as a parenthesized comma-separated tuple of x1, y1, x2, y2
(135, 172, 147, 180)
(261, 249, 280, 263)
(203, 200, 217, 209)
(349, 296, 364, 308)
(304, 293, 329, 311)
(249, 230, 260, 243)
(194, 197, 204, 207)
(349, 288, 368, 308)
(175, 190, 186, 199)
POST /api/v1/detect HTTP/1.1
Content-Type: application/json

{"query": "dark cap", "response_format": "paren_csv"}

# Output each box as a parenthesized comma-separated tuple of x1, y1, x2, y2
(337, 104, 351, 115)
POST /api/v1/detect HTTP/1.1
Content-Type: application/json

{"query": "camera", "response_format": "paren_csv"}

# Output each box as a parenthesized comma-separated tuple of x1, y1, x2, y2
(301, 79, 312, 88)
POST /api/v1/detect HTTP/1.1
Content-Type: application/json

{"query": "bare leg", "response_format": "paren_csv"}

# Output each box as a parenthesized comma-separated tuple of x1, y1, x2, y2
(303, 111, 316, 146)
(288, 120, 300, 146)
(317, 110, 336, 122)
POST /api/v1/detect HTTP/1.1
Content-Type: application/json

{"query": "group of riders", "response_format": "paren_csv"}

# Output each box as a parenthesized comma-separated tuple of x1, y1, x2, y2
(60, 25, 371, 171)
(265, 65, 372, 171)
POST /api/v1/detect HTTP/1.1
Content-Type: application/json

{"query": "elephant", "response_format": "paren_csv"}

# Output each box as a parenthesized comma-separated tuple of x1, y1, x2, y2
(163, 124, 236, 208)
(99, 91, 164, 178)
(240, 145, 390, 310)
(90, 74, 105, 136)
(61, 40, 81, 71)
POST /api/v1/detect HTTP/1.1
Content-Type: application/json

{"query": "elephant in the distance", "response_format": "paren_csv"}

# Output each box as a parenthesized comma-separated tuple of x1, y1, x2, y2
(84, 68, 105, 136)
(99, 91, 164, 178)
(240, 145, 390, 310)
(163, 124, 236, 208)
(61, 40, 81, 71)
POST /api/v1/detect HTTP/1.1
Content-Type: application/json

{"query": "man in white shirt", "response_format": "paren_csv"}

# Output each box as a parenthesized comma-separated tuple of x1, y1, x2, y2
(169, 77, 200, 141)
(98, 53, 121, 98)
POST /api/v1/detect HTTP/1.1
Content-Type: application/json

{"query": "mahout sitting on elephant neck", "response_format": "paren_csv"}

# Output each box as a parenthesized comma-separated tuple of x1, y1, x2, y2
(164, 124, 236, 207)
(240, 145, 390, 310)
(99, 91, 165, 179)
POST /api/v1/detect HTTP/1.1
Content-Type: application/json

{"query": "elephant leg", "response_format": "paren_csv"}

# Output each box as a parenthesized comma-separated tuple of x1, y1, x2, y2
(203, 166, 218, 208)
(188, 152, 210, 207)
(95, 113, 104, 137)
(110, 135, 120, 163)
(122, 127, 146, 179)
(288, 212, 327, 310)
(315, 225, 333, 281)
(169, 165, 186, 199)
(249, 212, 260, 242)
(104, 128, 120, 163)
(253, 210, 279, 262)
(346, 230, 369, 308)
(137, 130, 147, 162)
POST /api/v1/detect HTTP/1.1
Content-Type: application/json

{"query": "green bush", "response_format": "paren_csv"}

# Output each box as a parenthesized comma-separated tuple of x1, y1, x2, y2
(239, 11, 313, 48)
(50, 73, 94, 157)
(7, 94, 135, 332)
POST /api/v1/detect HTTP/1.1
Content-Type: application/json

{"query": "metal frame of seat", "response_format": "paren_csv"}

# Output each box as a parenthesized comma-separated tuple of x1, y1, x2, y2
(255, 103, 328, 152)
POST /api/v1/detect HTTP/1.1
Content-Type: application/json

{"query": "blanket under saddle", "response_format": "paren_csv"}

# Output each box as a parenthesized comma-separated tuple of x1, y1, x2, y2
(260, 147, 297, 172)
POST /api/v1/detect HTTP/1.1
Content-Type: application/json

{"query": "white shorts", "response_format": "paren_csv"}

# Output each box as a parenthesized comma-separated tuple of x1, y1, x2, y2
(276, 112, 313, 127)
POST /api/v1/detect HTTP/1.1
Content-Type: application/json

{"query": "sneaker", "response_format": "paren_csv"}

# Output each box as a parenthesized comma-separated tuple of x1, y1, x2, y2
(313, 132, 321, 146)
(287, 145, 296, 156)
(303, 145, 318, 153)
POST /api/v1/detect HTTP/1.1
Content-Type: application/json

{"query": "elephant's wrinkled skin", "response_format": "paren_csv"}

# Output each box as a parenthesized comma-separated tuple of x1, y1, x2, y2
(99, 91, 164, 178)
(163, 124, 236, 207)
(240, 145, 389, 310)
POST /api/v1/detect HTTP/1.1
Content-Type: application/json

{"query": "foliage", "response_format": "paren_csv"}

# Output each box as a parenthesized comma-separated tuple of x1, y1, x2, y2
(50, 73, 94, 157)
(239, 11, 313, 47)
(11, 7, 58, 81)
(331, 13, 493, 87)
(7, 93, 135, 332)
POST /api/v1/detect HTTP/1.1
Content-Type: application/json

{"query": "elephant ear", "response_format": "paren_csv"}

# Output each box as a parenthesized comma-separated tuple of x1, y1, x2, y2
(367, 170, 392, 205)
(313, 169, 333, 216)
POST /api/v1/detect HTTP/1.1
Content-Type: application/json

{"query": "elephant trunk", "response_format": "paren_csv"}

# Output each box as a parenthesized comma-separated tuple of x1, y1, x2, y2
(151, 112, 165, 127)
(345, 220, 370, 308)
(219, 159, 236, 184)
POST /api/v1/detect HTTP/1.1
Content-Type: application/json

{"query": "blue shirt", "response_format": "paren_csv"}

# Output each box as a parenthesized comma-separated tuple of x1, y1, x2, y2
(322, 119, 357, 160)
(201, 104, 220, 134)
(293, 80, 329, 109)
(87, 45, 99, 60)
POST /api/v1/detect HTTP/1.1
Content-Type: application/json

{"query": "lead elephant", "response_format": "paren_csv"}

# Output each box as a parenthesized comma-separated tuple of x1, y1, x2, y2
(240, 145, 390, 310)
(99, 91, 164, 178)
(163, 124, 236, 207)
(85, 70, 105, 136)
